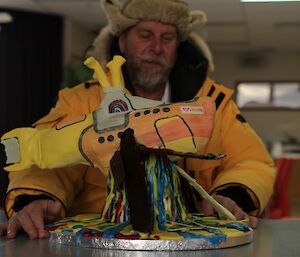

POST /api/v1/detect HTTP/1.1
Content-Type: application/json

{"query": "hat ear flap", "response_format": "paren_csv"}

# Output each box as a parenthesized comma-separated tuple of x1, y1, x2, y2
(101, 0, 121, 15)
(188, 10, 207, 33)
(101, 0, 137, 35)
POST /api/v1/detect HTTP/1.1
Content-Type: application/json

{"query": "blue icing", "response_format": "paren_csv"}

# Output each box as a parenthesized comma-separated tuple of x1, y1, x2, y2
(72, 225, 83, 229)
(147, 164, 155, 222)
(223, 223, 250, 232)
(156, 160, 167, 230)
(102, 222, 129, 238)
(177, 232, 227, 246)
(62, 229, 74, 233)
(75, 228, 95, 243)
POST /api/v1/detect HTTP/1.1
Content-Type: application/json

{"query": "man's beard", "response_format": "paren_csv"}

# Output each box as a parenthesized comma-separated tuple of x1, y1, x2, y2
(124, 53, 176, 92)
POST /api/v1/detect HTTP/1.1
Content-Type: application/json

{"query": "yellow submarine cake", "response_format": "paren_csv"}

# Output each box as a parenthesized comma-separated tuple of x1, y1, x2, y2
(0, 56, 252, 250)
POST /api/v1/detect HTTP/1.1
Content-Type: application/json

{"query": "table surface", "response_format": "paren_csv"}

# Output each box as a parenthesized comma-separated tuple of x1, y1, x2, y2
(1, 211, 299, 257)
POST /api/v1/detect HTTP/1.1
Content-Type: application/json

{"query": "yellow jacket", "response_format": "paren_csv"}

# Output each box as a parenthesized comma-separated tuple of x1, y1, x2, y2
(5, 78, 275, 218)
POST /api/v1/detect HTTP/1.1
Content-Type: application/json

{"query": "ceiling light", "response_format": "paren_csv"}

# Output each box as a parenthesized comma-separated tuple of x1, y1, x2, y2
(241, 0, 300, 2)
(0, 12, 13, 23)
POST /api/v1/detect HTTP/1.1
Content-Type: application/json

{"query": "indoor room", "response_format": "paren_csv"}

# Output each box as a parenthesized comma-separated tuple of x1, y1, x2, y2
(0, 0, 299, 256)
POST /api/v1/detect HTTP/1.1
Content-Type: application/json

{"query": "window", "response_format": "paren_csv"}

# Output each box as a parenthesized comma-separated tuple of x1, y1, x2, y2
(235, 82, 300, 109)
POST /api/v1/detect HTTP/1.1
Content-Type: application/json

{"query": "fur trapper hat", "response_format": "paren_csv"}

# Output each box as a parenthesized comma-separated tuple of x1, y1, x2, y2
(101, 0, 207, 41)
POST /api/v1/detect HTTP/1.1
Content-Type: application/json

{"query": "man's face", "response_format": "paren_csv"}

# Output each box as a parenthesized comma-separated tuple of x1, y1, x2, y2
(119, 21, 179, 92)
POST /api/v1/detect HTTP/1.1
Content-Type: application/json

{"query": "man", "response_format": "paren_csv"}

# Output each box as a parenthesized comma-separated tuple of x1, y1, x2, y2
(0, 0, 275, 239)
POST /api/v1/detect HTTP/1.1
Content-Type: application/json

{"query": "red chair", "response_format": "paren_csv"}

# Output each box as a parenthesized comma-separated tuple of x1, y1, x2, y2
(266, 158, 295, 219)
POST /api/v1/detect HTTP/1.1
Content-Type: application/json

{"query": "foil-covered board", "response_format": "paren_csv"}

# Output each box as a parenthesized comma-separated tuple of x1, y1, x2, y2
(49, 229, 253, 251)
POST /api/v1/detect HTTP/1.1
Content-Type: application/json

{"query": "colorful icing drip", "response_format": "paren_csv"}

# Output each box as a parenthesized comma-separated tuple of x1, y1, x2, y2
(47, 154, 250, 248)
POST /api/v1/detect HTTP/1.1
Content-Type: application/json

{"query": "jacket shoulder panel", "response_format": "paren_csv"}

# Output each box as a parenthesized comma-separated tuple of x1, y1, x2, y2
(197, 78, 234, 112)
(33, 81, 103, 128)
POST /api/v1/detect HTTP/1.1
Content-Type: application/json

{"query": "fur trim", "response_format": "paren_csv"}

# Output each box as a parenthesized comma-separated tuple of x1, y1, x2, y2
(101, 0, 138, 36)
(189, 32, 214, 72)
(100, 0, 206, 41)
(87, 25, 214, 73)
(188, 10, 207, 34)
(86, 26, 113, 69)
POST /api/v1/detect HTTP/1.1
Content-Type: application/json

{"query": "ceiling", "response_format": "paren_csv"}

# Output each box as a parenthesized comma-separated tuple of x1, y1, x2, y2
(1, 0, 300, 55)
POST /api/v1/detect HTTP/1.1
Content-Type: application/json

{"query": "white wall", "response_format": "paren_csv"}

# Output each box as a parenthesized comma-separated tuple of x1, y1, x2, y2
(63, 18, 96, 65)
(213, 52, 300, 86)
(213, 52, 300, 143)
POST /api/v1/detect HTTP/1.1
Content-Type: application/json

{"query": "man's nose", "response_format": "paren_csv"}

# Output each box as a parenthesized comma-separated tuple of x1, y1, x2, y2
(149, 37, 163, 55)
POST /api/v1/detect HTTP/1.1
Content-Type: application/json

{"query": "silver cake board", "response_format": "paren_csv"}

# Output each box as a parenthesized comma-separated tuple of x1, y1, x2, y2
(49, 229, 253, 251)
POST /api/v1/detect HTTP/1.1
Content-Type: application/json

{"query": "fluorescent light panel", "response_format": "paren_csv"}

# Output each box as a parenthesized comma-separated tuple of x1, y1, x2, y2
(241, 0, 300, 2)
(0, 12, 13, 23)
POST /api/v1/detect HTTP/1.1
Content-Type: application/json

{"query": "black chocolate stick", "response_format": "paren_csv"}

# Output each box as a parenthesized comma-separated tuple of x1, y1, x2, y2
(110, 151, 126, 190)
(119, 128, 153, 232)
(138, 145, 225, 160)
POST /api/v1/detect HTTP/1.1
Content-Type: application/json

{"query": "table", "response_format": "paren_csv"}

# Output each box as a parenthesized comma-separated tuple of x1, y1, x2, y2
(1, 211, 299, 257)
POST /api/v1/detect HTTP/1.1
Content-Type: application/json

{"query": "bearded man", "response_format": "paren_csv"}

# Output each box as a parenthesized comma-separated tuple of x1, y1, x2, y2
(0, 0, 275, 239)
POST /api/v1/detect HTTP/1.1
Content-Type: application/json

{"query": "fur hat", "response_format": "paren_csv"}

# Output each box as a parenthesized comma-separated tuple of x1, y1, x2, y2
(101, 0, 207, 41)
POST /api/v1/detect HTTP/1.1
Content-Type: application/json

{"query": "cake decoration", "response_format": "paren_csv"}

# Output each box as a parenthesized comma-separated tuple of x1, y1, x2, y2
(0, 56, 253, 250)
